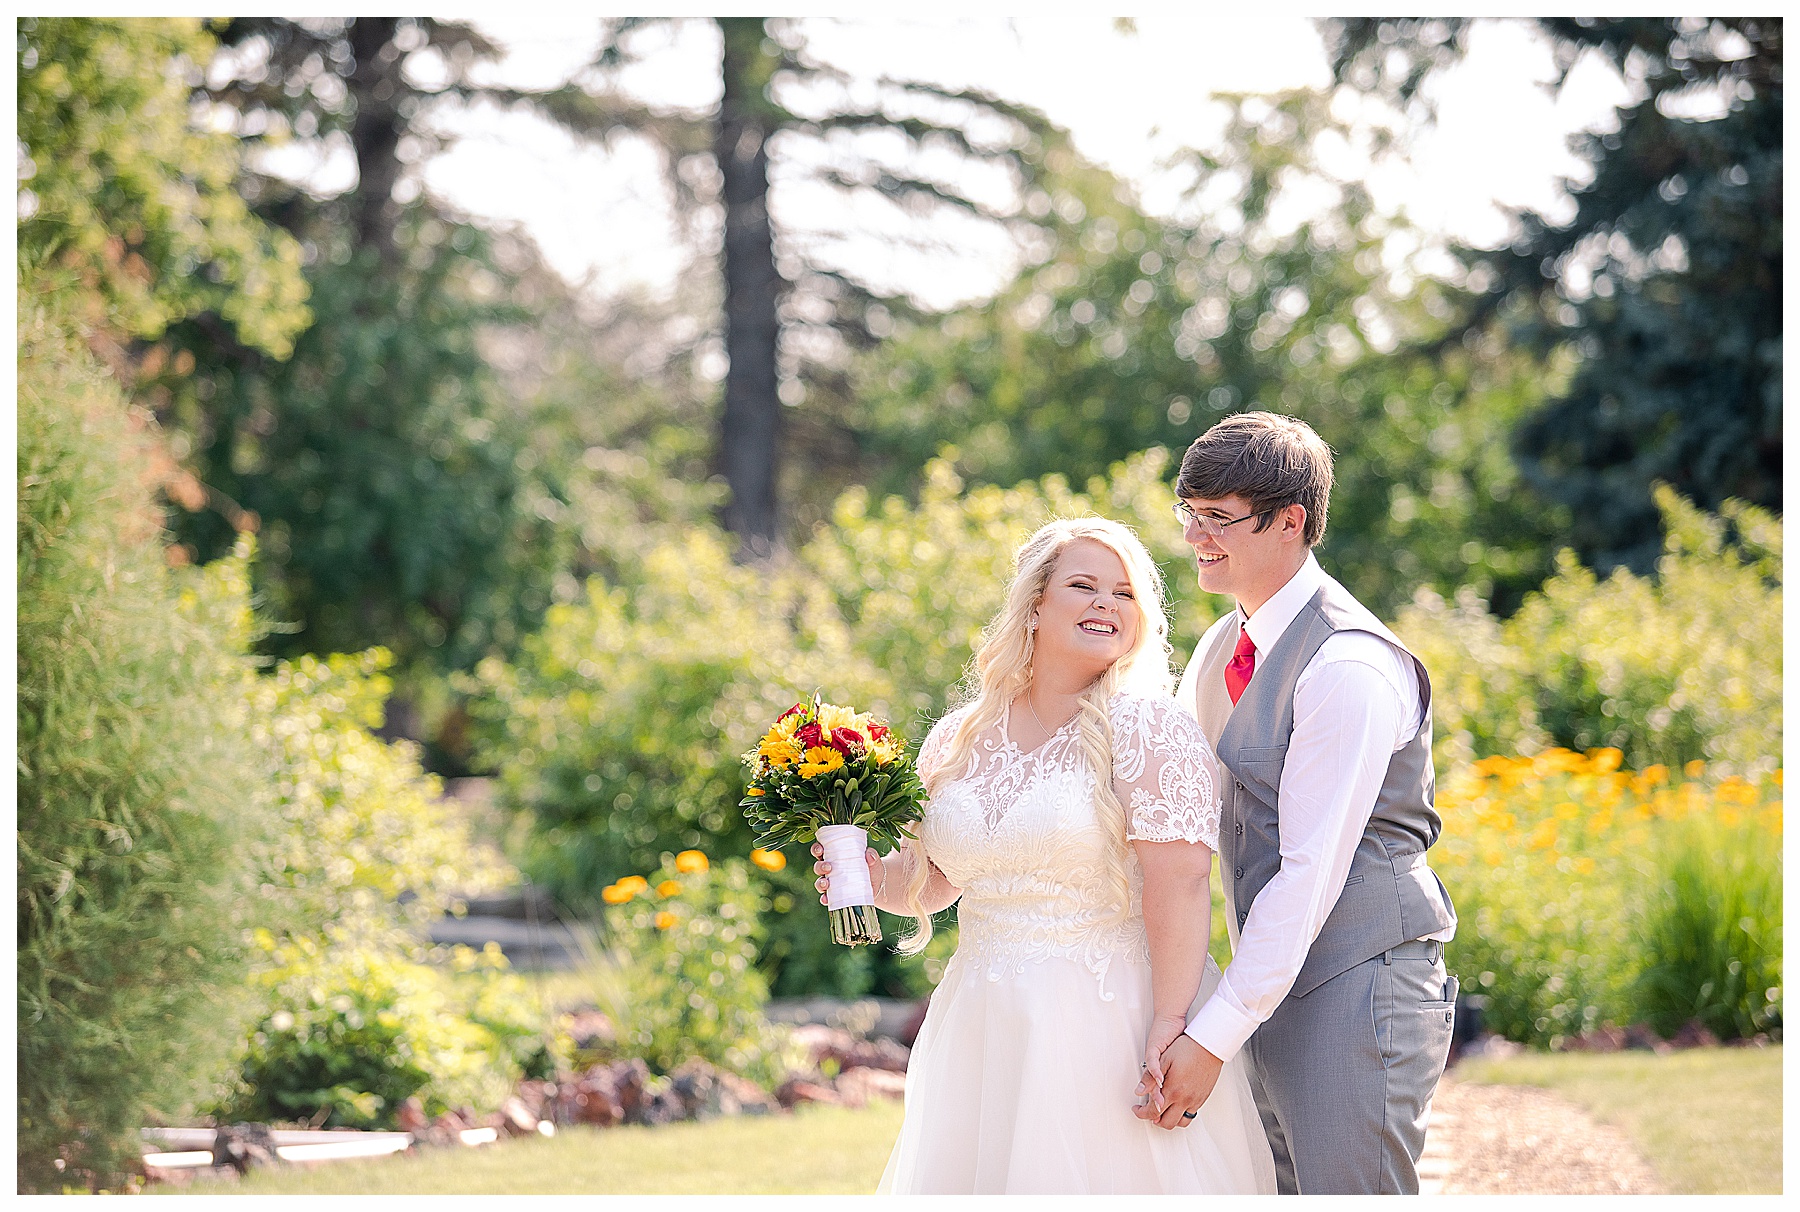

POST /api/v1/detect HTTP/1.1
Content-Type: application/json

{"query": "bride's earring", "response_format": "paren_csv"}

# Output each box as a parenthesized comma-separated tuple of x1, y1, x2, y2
(1028, 615, 1038, 632)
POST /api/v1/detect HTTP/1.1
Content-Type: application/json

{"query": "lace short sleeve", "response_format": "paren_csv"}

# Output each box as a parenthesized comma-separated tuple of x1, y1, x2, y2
(1112, 694, 1222, 849)
(915, 707, 969, 786)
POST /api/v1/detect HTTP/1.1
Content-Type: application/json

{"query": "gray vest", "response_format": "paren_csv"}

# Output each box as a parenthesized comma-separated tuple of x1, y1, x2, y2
(1194, 575, 1456, 998)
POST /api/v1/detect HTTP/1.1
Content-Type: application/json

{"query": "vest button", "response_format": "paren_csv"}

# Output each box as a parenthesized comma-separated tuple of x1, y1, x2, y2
(1235, 822, 1244, 835)
(1233, 866, 1244, 879)
(1234, 780, 1245, 792)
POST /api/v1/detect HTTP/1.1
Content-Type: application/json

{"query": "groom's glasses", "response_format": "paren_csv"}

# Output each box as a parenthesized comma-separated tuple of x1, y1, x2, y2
(1171, 500, 1268, 538)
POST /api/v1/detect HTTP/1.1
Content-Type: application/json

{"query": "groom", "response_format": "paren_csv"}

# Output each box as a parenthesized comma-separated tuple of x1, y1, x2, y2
(1136, 411, 1458, 1194)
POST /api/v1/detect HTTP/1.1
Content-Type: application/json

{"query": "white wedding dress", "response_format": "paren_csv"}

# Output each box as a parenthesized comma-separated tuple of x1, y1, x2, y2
(878, 692, 1277, 1194)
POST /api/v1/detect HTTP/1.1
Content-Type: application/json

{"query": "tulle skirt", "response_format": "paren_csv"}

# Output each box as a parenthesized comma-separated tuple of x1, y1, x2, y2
(878, 951, 1278, 1194)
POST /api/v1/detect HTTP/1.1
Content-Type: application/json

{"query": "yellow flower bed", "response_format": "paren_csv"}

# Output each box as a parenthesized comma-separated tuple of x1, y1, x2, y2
(1435, 749, 1781, 1047)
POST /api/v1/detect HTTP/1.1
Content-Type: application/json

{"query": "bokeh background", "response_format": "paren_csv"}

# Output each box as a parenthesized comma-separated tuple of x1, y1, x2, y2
(16, 16, 1781, 1192)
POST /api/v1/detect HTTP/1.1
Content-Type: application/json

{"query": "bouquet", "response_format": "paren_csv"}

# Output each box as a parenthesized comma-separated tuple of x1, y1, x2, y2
(740, 697, 927, 946)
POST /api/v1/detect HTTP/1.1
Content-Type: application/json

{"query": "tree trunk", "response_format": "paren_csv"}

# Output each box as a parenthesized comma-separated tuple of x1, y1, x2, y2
(714, 18, 783, 558)
(347, 17, 403, 262)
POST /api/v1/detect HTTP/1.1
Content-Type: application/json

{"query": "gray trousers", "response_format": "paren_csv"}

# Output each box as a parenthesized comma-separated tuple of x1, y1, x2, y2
(1242, 941, 1458, 1194)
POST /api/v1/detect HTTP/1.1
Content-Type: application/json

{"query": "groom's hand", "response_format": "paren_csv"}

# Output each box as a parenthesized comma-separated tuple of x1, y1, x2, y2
(1143, 1036, 1225, 1130)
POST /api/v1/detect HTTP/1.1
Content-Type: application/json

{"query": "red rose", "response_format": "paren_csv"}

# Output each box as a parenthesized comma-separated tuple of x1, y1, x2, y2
(795, 721, 824, 750)
(778, 703, 805, 722)
(830, 727, 866, 756)
(869, 723, 891, 741)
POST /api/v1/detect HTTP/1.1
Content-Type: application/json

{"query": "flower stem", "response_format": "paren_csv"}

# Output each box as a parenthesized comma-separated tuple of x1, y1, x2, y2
(830, 904, 882, 947)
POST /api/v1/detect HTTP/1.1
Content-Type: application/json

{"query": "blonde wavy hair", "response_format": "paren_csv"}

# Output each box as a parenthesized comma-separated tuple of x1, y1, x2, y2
(895, 517, 1173, 955)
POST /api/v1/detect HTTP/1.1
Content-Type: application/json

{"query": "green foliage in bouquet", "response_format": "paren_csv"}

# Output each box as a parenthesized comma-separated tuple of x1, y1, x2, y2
(740, 699, 927, 853)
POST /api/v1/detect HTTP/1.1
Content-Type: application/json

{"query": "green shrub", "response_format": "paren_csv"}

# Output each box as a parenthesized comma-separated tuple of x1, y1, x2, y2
(1436, 750, 1782, 1047)
(16, 300, 267, 1190)
(586, 854, 795, 1088)
(211, 649, 524, 1127)
(1400, 487, 1780, 774)
(222, 938, 545, 1129)
(249, 648, 512, 938)
(18, 17, 310, 355)
(1634, 809, 1783, 1041)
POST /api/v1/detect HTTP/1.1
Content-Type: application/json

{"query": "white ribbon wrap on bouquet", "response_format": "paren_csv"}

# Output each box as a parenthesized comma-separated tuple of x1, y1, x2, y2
(817, 824, 876, 910)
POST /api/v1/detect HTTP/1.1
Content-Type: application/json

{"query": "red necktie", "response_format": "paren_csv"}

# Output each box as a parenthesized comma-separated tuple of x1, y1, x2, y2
(1225, 628, 1257, 706)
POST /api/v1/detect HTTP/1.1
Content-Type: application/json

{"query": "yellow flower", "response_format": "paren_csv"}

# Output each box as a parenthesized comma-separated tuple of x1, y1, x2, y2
(745, 787, 765, 797)
(751, 848, 787, 871)
(759, 736, 802, 768)
(1589, 747, 1624, 774)
(1684, 759, 1706, 779)
(654, 911, 677, 930)
(818, 702, 858, 733)
(601, 884, 633, 905)
(657, 879, 682, 897)
(616, 875, 650, 896)
(675, 849, 709, 874)
(800, 746, 846, 778)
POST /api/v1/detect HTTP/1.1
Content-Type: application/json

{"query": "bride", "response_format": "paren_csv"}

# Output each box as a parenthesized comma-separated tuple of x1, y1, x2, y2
(813, 518, 1276, 1194)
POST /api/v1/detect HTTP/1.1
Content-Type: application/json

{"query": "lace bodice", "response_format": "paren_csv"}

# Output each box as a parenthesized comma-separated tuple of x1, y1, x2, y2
(918, 692, 1222, 997)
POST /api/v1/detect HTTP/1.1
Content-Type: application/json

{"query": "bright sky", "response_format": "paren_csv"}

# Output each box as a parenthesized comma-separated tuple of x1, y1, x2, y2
(393, 16, 1634, 310)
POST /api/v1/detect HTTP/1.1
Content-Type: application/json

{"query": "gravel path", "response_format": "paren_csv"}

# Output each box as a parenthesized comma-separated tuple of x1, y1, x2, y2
(1418, 1076, 1664, 1195)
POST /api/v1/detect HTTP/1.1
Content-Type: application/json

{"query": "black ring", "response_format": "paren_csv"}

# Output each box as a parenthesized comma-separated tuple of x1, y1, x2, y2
(1180, 1111, 1196, 1120)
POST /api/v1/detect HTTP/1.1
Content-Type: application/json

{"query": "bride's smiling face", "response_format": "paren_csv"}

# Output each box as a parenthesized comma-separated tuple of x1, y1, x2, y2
(1031, 538, 1141, 681)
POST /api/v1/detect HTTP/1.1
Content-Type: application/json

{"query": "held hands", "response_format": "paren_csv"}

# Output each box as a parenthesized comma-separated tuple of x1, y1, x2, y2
(810, 841, 883, 907)
(1139, 1012, 1190, 1099)
(1133, 1028, 1226, 1130)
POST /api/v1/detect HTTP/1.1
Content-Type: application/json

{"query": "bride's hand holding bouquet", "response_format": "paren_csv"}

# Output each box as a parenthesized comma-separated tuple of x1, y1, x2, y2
(739, 696, 926, 946)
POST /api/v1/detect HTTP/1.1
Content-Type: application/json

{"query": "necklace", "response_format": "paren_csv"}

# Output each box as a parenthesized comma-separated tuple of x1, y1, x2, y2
(1024, 692, 1052, 738)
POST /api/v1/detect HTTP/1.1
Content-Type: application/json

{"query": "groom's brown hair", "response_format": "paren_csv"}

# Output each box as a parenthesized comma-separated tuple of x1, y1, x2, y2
(1175, 411, 1334, 547)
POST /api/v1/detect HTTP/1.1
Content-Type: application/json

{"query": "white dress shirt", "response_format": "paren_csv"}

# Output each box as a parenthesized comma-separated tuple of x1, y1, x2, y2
(1177, 553, 1446, 1063)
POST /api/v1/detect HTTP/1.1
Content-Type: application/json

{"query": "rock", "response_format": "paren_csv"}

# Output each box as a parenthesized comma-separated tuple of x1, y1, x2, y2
(608, 1058, 653, 1123)
(564, 1068, 625, 1128)
(396, 1097, 428, 1134)
(498, 1096, 540, 1137)
(835, 1066, 907, 1104)
(1621, 1024, 1672, 1053)
(211, 1124, 279, 1175)
(1558, 1025, 1626, 1052)
(719, 1070, 779, 1116)
(409, 1108, 475, 1148)
(789, 1022, 911, 1073)
(636, 1082, 687, 1126)
(1667, 1019, 1722, 1050)
(523, 1079, 561, 1121)
(776, 1078, 843, 1109)
(669, 1058, 736, 1120)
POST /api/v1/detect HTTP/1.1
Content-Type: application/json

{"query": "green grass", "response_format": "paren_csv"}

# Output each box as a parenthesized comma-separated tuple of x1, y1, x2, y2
(1454, 1045, 1782, 1194)
(151, 1102, 906, 1195)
